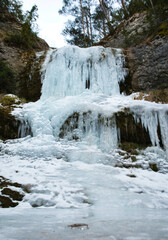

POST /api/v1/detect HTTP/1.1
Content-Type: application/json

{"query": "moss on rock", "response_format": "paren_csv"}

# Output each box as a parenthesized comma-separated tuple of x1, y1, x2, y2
(0, 94, 21, 106)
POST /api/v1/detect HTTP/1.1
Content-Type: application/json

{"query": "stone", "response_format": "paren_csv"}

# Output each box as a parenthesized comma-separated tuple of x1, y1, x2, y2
(96, 9, 168, 95)
(1, 188, 24, 201)
(0, 195, 18, 208)
(68, 224, 89, 230)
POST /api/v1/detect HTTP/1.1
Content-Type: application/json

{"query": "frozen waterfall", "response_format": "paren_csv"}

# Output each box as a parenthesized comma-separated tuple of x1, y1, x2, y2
(16, 46, 168, 155)
(41, 46, 126, 99)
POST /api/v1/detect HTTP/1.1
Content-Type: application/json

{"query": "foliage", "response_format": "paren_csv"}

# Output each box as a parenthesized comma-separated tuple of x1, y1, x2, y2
(158, 23, 168, 36)
(1, 0, 39, 49)
(59, 0, 116, 47)
(0, 0, 24, 21)
(0, 60, 16, 94)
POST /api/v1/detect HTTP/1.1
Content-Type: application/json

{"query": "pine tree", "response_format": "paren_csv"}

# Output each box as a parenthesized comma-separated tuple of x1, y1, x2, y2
(59, 0, 95, 47)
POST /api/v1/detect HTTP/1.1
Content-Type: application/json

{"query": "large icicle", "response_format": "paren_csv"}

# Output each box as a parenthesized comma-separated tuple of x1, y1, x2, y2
(132, 105, 168, 153)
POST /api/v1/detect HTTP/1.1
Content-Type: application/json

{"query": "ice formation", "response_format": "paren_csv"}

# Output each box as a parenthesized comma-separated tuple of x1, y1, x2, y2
(15, 46, 168, 154)
(41, 46, 126, 99)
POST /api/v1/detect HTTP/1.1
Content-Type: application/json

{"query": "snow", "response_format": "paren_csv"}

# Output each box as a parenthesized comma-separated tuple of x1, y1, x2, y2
(0, 46, 168, 239)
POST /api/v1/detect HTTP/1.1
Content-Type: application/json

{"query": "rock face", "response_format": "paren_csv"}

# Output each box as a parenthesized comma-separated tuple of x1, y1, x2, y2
(98, 9, 168, 94)
(127, 36, 168, 92)
(0, 176, 26, 208)
(0, 6, 49, 101)
(98, 12, 151, 48)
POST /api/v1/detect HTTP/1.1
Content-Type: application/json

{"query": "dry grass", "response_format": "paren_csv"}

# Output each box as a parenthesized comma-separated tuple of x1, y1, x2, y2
(134, 89, 168, 103)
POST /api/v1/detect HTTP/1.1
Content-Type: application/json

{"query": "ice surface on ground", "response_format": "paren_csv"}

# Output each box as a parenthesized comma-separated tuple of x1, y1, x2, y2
(0, 46, 168, 239)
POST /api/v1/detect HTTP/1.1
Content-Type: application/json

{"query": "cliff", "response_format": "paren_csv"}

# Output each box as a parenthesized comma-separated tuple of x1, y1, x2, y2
(0, 6, 49, 140)
(0, 6, 49, 101)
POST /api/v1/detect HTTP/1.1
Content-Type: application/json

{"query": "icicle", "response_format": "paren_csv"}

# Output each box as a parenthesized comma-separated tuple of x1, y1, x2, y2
(158, 111, 168, 154)
(59, 112, 118, 152)
(18, 120, 31, 138)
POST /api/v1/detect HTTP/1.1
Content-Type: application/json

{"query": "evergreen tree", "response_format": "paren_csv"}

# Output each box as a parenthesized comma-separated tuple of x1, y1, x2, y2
(0, 0, 24, 21)
(3, 1, 39, 49)
(92, 5, 108, 38)
(59, 0, 96, 47)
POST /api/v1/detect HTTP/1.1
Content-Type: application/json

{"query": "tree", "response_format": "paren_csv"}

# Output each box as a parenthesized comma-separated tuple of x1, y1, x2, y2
(120, 0, 128, 18)
(20, 5, 39, 48)
(4, 3, 39, 49)
(92, 5, 108, 38)
(59, 0, 95, 47)
(0, 0, 24, 21)
(62, 19, 85, 47)
(59, 0, 168, 47)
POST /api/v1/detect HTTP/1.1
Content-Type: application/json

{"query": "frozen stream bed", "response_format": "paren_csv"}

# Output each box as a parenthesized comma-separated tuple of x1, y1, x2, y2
(0, 137, 168, 240)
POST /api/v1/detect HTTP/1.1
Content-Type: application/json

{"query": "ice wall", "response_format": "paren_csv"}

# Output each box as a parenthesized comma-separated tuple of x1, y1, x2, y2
(41, 46, 126, 99)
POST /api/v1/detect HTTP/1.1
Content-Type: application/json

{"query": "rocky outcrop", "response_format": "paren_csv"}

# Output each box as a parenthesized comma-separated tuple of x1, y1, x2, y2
(116, 110, 152, 146)
(0, 6, 49, 101)
(126, 36, 168, 92)
(19, 52, 46, 101)
(98, 12, 151, 48)
(0, 95, 31, 140)
(0, 176, 27, 208)
(133, 89, 168, 103)
(98, 9, 168, 94)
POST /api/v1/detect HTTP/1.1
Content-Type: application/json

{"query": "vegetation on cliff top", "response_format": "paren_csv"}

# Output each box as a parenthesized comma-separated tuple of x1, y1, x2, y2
(0, 0, 39, 49)
(59, 0, 168, 47)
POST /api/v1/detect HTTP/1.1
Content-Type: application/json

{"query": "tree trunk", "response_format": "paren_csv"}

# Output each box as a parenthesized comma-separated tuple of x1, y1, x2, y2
(89, 14, 93, 44)
(149, 0, 154, 9)
(99, 0, 110, 22)
(121, 0, 128, 18)
(102, 18, 106, 37)
(85, 15, 90, 45)
(79, 0, 86, 44)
